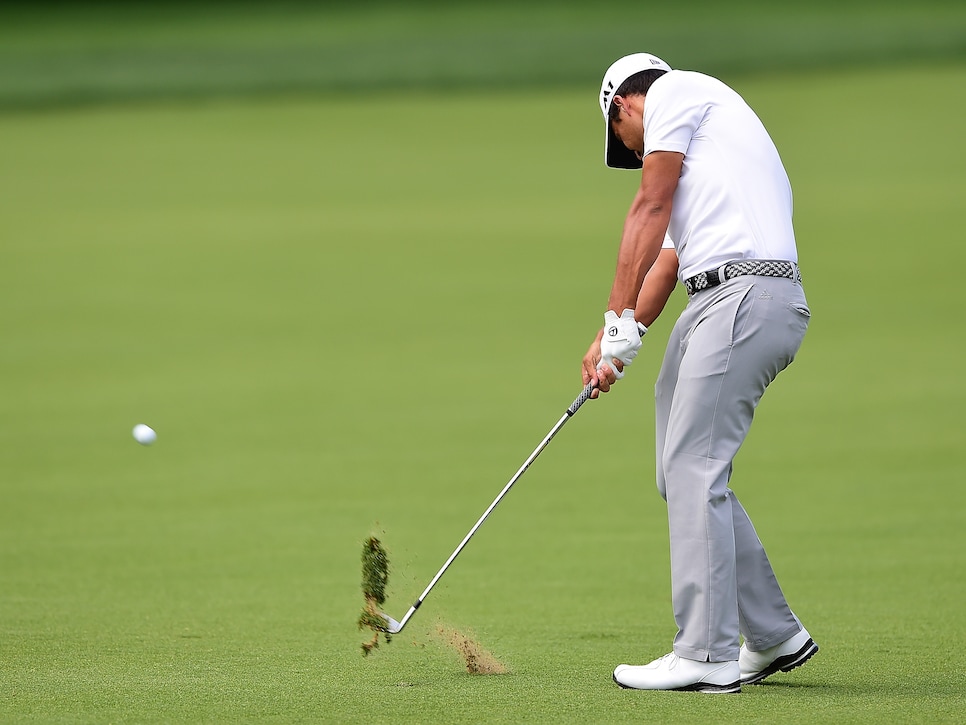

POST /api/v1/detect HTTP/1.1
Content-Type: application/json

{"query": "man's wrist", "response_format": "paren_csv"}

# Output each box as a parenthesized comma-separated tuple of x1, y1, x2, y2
(605, 308, 647, 338)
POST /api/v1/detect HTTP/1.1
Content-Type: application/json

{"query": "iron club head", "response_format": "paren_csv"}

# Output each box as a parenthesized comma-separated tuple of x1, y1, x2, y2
(380, 613, 403, 634)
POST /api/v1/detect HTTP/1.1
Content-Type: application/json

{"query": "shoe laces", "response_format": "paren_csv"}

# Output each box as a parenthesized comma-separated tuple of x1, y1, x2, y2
(660, 653, 680, 669)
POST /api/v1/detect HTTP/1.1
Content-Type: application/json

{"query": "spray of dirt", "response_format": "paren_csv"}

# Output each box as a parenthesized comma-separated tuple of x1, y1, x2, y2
(435, 624, 508, 675)
(356, 536, 506, 673)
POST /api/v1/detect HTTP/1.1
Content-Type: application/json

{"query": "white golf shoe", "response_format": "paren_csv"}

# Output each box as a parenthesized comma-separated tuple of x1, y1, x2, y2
(613, 653, 741, 693)
(739, 627, 819, 685)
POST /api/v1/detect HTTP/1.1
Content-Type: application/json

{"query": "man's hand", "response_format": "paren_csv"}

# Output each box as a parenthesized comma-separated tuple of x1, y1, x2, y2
(582, 309, 647, 398)
(600, 309, 646, 378)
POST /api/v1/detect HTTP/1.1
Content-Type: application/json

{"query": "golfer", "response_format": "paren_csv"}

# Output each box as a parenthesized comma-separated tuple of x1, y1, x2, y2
(582, 53, 818, 693)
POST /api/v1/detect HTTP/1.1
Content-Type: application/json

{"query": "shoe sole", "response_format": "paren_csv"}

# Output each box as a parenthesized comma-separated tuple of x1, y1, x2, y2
(740, 638, 819, 685)
(613, 674, 741, 694)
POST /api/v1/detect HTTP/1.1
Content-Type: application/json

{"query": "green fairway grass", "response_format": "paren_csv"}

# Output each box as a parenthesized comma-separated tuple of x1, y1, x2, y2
(2, 16, 965, 724)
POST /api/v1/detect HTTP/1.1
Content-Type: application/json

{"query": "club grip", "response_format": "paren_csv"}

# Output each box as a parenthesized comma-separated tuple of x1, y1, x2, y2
(567, 382, 596, 416)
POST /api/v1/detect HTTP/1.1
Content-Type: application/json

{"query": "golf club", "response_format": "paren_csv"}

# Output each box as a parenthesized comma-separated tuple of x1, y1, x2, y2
(380, 381, 596, 634)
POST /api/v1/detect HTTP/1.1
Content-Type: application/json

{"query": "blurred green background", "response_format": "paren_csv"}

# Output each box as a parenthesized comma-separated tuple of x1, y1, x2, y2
(3, 0, 966, 108)
(2, 2, 965, 723)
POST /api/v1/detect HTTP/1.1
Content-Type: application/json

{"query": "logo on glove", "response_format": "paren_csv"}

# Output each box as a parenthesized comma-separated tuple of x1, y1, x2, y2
(607, 326, 618, 337)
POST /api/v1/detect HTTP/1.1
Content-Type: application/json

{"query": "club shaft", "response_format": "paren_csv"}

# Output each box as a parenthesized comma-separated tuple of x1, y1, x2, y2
(393, 382, 594, 632)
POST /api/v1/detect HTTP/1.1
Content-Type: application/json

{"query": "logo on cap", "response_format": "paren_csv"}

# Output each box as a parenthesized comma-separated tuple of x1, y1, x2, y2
(601, 81, 614, 109)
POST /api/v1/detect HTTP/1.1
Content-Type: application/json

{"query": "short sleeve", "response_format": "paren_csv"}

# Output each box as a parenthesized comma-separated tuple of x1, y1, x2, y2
(643, 73, 706, 158)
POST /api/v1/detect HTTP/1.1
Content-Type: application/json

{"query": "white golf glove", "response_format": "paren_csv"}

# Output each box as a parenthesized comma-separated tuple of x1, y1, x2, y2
(598, 309, 647, 380)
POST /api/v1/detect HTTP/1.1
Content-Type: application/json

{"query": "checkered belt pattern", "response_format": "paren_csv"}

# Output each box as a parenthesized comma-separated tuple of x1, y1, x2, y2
(683, 260, 802, 296)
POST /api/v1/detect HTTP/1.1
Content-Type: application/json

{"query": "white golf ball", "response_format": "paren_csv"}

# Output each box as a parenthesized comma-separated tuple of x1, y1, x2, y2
(132, 424, 157, 446)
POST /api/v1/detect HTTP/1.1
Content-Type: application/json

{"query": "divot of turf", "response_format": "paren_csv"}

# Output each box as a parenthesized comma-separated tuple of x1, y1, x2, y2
(435, 624, 507, 675)
(358, 536, 392, 656)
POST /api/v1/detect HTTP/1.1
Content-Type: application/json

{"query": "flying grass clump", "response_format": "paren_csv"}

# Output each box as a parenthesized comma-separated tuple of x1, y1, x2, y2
(358, 536, 392, 656)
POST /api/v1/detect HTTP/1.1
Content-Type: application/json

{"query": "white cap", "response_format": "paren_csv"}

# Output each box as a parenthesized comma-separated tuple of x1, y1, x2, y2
(600, 53, 672, 169)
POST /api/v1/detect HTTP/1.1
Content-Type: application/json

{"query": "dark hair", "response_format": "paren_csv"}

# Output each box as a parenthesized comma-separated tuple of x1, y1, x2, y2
(608, 69, 668, 120)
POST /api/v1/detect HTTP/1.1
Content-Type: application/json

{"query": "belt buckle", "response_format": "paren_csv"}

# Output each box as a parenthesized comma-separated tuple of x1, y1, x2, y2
(706, 263, 731, 288)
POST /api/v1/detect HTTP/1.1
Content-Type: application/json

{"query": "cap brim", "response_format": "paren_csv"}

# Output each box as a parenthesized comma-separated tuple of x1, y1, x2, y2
(605, 122, 643, 169)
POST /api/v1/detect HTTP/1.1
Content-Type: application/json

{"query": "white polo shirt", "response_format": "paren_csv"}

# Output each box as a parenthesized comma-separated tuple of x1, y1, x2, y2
(643, 70, 797, 282)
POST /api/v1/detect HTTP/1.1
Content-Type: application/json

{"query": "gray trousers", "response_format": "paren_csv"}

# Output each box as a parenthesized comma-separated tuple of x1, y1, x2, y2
(654, 276, 810, 662)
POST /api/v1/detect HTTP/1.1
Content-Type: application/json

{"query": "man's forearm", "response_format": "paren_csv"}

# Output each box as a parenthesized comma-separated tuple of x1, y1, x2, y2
(635, 248, 679, 327)
(606, 151, 682, 314)
(607, 206, 670, 314)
